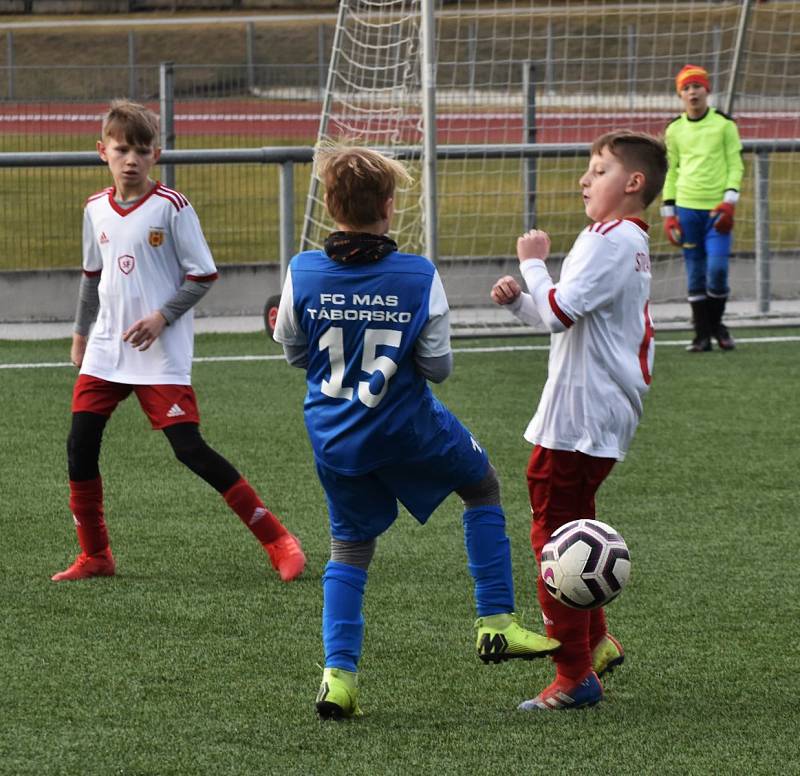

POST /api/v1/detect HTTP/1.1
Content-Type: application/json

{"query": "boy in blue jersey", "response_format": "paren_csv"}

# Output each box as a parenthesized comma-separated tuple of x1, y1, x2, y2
(274, 145, 559, 720)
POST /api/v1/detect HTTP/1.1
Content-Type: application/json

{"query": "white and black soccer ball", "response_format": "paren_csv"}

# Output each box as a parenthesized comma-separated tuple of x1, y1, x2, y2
(540, 519, 631, 610)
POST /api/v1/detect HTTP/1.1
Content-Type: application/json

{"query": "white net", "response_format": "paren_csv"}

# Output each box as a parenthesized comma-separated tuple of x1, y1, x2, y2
(301, 0, 427, 254)
(304, 0, 800, 328)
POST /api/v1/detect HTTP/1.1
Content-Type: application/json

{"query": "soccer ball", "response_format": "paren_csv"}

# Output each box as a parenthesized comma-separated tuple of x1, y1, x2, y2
(540, 519, 631, 610)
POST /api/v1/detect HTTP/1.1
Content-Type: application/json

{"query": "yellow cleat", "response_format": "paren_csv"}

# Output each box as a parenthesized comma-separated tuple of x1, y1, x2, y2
(592, 633, 625, 678)
(475, 612, 560, 664)
(316, 667, 363, 721)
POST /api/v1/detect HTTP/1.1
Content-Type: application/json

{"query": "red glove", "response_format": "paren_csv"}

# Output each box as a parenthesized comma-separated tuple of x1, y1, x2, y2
(710, 202, 735, 234)
(663, 215, 683, 246)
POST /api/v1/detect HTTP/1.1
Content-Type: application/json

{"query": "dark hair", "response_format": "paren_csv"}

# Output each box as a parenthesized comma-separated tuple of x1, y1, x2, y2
(591, 130, 668, 207)
(315, 144, 412, 228)
(101, 99, 160, 147)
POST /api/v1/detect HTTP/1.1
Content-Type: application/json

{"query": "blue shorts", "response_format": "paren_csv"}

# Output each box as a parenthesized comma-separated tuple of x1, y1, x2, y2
(316, 420, 490, 542)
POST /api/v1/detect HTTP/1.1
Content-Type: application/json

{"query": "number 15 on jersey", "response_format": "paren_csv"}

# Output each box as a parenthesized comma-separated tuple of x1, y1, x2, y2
(319, 326, 402, 409)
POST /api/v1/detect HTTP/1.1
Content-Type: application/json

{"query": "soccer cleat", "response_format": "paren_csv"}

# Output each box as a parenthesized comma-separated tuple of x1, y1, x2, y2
(475, 612, 560, 664)
(51, 547, 115, 582)
(686, 336, 712, 352)
(518, 670, 603, 711)
(715, 324, 736, 351)
(264, 532, 306, 582)
(592, 633, 625, 678)
(316, 667, 363, 721)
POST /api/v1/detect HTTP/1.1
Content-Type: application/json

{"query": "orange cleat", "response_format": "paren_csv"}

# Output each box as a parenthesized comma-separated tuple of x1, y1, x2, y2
(264, 533, 306, 582)
(51, 547, 116, 582)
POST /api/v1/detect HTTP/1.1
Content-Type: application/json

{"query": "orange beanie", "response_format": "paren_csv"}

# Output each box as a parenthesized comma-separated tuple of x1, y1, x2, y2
(676, 64, 711, 93)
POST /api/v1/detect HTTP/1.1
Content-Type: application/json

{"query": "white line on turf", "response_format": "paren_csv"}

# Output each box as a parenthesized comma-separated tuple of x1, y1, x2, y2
(2, 335, 800, 370)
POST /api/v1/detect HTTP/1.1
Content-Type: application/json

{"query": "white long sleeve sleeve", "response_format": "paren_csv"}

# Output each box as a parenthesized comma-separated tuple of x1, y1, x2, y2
(519, 258, 570, 333)
(507, 290, 544, 328)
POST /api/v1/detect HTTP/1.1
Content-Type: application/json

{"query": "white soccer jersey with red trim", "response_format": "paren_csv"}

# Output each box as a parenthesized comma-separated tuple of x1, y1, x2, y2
(521, 218, 654, 461)
(79, 182, 218, 385)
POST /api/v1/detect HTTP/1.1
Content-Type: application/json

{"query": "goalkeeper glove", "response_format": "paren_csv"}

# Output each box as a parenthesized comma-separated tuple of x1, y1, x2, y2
(660, 205, 682, 247)
(710, 201, 735, 234)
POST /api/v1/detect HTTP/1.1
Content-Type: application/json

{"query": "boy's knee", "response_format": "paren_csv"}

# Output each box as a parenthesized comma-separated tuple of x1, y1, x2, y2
(457, 464, 501, 508)
(67, 412, 106, 480)
(330, 537, 376, 570)
(164, 423, 210, 467)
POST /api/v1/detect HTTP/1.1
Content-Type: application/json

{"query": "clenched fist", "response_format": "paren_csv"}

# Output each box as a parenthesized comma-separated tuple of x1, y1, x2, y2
(491, 275, 522, 306)
(517, 229, 551, 264)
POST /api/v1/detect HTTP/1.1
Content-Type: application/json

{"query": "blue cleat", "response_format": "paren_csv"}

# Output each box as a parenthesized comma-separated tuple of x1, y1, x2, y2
(518, 670, 603, 711)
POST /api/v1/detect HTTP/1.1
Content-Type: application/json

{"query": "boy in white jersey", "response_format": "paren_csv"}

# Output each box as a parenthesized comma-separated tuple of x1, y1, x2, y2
(52, 99, 305, 583)
(491, 130, 667, 710)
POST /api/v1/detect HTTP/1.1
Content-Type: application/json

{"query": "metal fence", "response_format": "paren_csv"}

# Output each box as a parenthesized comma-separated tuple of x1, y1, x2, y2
(2, 139, 798, 316)
(1, 3, 800, 312)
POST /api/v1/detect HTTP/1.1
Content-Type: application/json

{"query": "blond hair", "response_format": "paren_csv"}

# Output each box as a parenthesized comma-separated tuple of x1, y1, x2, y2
(315, 143, 412, 228)
(591, 130, 668, 208)
(101, 99, 160, 147)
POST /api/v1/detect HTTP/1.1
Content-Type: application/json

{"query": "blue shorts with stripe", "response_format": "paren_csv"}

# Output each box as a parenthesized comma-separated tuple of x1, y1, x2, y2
(315, 416, 490, 542)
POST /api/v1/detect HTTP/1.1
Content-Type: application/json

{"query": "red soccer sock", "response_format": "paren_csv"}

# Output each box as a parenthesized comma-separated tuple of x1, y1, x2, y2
(589, 607, 608, 651)
(69, 477, 109, 555)
(223, 477, 287, 545)
(537, 575, 591, 682)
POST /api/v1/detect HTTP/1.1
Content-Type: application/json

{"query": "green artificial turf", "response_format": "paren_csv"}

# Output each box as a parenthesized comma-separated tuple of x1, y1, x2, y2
(1, 329, 798, 775)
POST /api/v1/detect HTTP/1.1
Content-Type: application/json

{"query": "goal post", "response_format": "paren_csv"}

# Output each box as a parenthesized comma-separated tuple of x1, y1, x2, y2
(302, 0, 800, 326)
(300, 0, 430, 258)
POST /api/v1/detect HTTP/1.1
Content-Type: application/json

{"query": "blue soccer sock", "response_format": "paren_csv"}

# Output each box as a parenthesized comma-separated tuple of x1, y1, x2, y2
(322, 560, 368, 673)
(462, 506, 515, 616)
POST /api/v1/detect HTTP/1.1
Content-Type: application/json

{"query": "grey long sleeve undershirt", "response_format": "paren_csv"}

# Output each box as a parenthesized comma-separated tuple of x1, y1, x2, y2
(73, 274, 100, 336)
(159, 278, 213, 325)
(281, 343, 453, 383)
(73, 274, 212, 335)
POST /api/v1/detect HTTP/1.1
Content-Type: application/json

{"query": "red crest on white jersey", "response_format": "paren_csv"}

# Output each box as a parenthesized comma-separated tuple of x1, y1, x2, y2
(117, 254, 135, 275)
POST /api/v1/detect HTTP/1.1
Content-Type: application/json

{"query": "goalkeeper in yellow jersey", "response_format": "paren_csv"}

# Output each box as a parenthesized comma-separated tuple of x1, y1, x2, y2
(662, 64, 744, 352)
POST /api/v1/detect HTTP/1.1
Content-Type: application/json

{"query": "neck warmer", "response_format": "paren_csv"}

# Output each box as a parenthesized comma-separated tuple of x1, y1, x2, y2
(324, 231, 398, 265)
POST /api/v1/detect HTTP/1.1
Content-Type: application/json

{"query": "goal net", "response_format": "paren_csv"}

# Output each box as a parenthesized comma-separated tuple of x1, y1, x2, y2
(303, 0, 800, 331)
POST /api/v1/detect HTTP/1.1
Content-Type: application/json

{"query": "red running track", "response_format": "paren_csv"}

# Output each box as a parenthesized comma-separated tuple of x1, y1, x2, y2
(1, 100, 797, 142)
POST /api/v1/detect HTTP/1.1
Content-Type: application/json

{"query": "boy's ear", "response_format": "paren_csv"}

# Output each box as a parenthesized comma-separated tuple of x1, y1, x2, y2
(383, 196, 394, 220)
(96, 139, 108, 162)
(153, 147, 162, 163)
(625, 172, 645, 195)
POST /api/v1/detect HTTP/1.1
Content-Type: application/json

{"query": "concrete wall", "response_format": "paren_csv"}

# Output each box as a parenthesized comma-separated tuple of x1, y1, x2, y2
(0, 263, 283, 323)
(0, 254, 783, 324)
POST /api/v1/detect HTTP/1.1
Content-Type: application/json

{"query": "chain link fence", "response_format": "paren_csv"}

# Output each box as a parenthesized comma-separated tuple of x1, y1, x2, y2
(0, 62, 327, 270)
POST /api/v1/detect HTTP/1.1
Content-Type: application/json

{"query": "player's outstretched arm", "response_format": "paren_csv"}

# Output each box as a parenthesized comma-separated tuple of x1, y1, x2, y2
(123, 311, 168, 351)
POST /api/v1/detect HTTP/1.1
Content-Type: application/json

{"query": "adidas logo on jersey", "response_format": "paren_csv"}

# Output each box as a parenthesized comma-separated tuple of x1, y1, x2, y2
(166, 404, 186, 418)
(99, 232, 109, 244)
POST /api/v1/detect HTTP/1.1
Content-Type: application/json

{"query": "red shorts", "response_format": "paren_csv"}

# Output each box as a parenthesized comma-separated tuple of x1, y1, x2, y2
(526, 445, 616, 559)
(72, 374, 200, 429)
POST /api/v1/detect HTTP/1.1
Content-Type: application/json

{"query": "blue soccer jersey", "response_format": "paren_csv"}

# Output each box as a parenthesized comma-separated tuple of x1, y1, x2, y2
(273, 248, 459, 476)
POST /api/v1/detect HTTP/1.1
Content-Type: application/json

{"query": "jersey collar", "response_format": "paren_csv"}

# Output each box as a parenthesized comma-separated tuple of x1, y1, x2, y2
(108, 181, 159, 217)
(686, 107, 711, 122)
(625, 217, 649, 232)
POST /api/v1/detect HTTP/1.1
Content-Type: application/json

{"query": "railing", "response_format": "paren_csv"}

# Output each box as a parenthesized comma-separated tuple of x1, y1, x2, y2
(1, 138, 797, 313)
